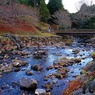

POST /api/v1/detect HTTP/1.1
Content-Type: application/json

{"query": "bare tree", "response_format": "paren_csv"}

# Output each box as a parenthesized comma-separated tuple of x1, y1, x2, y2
(75, 0, 94, 12)
(74, 3, 95, 20)
(53, 9, 71, 29)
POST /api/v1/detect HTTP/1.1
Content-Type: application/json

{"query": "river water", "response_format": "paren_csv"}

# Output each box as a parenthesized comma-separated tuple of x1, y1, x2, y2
(0, 37, 94, 95)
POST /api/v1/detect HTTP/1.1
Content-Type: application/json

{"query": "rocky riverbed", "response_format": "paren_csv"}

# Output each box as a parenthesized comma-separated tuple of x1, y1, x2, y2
(0, 34, 94, 95)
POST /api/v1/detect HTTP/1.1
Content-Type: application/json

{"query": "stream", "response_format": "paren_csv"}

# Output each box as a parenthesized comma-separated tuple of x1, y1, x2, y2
(0, 36, 94, 95)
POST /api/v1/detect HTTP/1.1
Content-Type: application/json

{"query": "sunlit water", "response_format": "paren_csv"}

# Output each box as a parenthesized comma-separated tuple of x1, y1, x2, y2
(0, 37, 94, 95)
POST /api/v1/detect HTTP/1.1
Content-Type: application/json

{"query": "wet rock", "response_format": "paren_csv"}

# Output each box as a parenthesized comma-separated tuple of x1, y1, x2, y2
(13, 61, 21, 67)
(71, 58, 82, 63)
(54, 64, 59, 69)
(90, 51, 95, 60)
(31, 64, 39, 71)
(44, 75, 48, 81)
(88, 79, 95, 93)
(53, 73, 63, 79)
(21, 61, 27, 66)
(26, 70, 33, 75)
(20, 77, 37, 90)
(52, 79, 58, 84)
(35, 88, 46, 95)
(42, 82, 53, 91)
(0, 64, 12, 73)
(73, 74, 79, 78)
(72, 88, 83, 95)
(46, 65, 54, 70)
(46, 92, 51, 95)
(83, 61, 95, 72)
(14, 67, 20, 72)
(31, 65, 43, 71)
(80, 70, 86, 75)
(38, 66, 43, 71)
(72, 49, 80, 54)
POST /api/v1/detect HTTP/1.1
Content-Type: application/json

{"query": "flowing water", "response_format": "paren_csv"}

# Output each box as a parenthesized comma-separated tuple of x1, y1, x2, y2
(0, 37, 94, 95)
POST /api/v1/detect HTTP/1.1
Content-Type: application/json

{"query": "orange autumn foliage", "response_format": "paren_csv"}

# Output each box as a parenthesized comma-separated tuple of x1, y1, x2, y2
(61, 79, 82, 95)
(0, 21, 37, 34)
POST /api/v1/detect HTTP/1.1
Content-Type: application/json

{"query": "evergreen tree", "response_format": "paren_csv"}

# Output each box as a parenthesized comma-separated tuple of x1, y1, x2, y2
(17, 0, 29, 5)
(29, 0, 41, 7)
(39, 0, 50, 22)
(47, 0, 63, 14)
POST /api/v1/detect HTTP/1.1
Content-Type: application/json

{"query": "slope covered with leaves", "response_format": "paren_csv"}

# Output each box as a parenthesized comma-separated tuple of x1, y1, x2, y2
(0, 0, 41, 35)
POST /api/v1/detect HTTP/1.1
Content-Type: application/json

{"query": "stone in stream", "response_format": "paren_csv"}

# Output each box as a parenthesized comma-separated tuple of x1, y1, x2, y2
(26, 70, 33, 75)
(90, 51, 95, 60)
(31, 64, 43, 71)
(13, 61, 21, 67)
(31, 64, 39, 71)
(21, 61, 27, 66)
(42, 82, 53, 92)
(20, 77, 37, 90)
(35, 88, 46, 95)
(72, 49, 80, 54)
(14, 67, 20, 72)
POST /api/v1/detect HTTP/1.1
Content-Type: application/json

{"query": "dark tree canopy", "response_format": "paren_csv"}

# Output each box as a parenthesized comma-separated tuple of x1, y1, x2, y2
(28, 0, 41, 7)
(39, 0, 50, 22)
(17, 0, 41, 7)
(47, 0, 63, 14)
(17, 0, 29, 5)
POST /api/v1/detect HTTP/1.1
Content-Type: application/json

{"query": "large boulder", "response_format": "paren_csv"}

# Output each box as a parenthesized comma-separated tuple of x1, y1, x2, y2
(20, 77, 37, 90)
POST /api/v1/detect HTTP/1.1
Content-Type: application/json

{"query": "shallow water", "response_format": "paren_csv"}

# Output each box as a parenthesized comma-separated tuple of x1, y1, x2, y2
(0, 37, 94, 95)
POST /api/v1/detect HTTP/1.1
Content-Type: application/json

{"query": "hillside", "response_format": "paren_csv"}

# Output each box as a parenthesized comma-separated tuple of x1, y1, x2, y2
(0, 0, 50, 36)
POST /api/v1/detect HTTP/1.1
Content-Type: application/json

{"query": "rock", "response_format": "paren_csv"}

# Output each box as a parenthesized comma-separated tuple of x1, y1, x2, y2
(83, 61, 95, 72)
(31, 65, 43, 71)
(44, 76, 48, 81)
(46, 92, 51, 95)
(90, 51, 95, 59)
(52, 79, 58, 84)
(72, 49, 80, 54)
(38, 66, 43, 71)
(26, 70, 33, 75)
(14, 68, 20, 72)
(73, 74, 79, 78)
(31, 64, 39, 71)
(21, 61, 27, 66)
(0, 64, 12, 73)
(35, 88, 46, 95)
(46, 65, 54, 70)
(20, 77, 37, 90)
(71, 58, 82, 63)
(72, 88, 83, 95)
(53, 73, 63, 79)
(80, 70, 86, 75)
(42, 82, 53, 92)
(89, 79, 95, 93)
(13, 62, 21, 67)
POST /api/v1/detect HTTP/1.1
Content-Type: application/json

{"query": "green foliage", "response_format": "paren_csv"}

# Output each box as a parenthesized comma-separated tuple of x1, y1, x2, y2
(47, 0, 63, 14)
(28, 0, 41, 7)
(39, 0, 50, 22)
(72, 17, 95, 29)
(17, 0, 29, 5)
